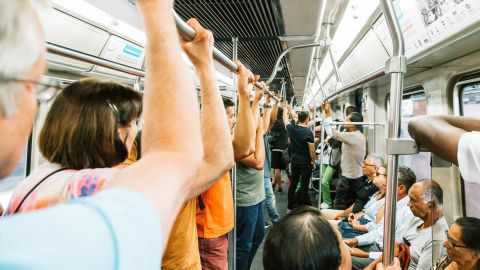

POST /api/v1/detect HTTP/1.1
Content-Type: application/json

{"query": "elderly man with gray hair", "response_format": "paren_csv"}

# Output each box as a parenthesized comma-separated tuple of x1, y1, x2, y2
(364, 179, 449, 270)
(321, 153, 384, 222)
(0, 0, 233, 268)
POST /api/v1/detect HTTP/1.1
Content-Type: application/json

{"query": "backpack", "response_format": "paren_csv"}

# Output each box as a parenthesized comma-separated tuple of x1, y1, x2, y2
(329, 147, 341, 170)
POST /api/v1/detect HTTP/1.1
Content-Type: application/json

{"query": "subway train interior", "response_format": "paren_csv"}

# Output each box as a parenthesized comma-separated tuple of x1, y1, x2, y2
(1, 0, 480, 269)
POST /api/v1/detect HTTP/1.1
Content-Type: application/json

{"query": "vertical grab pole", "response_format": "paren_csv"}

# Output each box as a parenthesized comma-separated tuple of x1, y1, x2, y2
(318, 106, 326, 210)
(379, 0, 407, 266)
(231, 37, 238, 270)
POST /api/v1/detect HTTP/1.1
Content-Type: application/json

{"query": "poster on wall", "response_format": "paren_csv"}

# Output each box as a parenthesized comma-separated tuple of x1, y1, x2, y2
(414, 0, 480, 40)
(393, 0, 432, 56)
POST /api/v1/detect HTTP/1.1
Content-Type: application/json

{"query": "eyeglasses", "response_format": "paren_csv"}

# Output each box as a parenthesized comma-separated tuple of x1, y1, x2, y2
(373, 172, 387, 177)
(363, 163, 376, 167)
(1, 77, 63, 103)
(445, 231, 468, 249)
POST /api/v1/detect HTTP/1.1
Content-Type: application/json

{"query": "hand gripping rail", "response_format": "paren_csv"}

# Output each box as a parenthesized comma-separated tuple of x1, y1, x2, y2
(173, 12, 280, 102)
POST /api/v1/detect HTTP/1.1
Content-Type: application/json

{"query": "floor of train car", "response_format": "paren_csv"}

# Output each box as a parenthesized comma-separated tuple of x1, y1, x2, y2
(250, 176, 320, 270)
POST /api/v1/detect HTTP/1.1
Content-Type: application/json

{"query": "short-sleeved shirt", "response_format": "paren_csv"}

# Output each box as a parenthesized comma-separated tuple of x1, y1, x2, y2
(162, 199, 201, 270)
(404, 217, 449, 270)
(0, 188, 162, 269)
(5, 163, 121, 215)
(286, 124, 314, 165)
(196, 172, 234, 239)
(458, 131, 480, 217)
(332, 129, 366, 179)
(236, 162, 264, 207)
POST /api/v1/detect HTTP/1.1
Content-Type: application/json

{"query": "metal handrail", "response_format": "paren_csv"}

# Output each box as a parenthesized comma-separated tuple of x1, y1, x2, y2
(173, 12, 280, 101)
(265, 43, 323, 85)
(379, 0, 407, 266)
(46, 42, 146, 77)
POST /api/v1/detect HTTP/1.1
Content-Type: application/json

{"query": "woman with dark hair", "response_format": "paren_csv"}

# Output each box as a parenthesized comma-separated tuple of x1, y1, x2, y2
(433, 217, 480, 270)
(263, 206, 351, 270)
(4, 78, 142, 215)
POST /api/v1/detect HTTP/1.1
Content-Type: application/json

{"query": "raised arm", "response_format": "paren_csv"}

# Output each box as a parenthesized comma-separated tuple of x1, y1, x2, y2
(408, 115, 480, 166)
(109, 0, 203, 247)
(282, 102, 290, 127)
(269, 93, 280, 130)
(251, 80, 265, 131)
(181, 19, 234, 199)
(238, 116, 266, 170)
(262, 89, 272, 135)
(233, 62, 257, 160)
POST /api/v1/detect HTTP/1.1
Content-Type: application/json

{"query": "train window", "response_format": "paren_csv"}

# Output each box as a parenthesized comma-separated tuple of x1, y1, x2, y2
(459, 82, 480, 218)
(387, 91, 432, 180)
(460, 82, 480, 117)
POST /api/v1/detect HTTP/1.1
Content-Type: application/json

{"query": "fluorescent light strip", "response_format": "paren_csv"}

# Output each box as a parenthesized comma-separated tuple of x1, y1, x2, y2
(49, 0, 233, 86)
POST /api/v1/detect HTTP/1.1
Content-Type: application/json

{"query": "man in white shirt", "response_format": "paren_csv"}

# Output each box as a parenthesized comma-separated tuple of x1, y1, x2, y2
(408, 115, 480, 217)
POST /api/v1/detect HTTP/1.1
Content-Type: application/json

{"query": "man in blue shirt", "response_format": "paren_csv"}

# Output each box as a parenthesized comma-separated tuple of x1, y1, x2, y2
(0, 0, 232, 268)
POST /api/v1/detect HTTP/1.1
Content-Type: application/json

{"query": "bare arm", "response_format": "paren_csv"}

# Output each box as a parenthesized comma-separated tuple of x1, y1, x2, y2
(109, 0, 203, 248)
(181, 19, 234, 199)
(282, 103, 290, 127)
(238, 116, 265, 170)
(408, 115, 480, 166)
(262, 86, 271, 135)
(269, 95, 280, 131)
(233, 63, 257, 160)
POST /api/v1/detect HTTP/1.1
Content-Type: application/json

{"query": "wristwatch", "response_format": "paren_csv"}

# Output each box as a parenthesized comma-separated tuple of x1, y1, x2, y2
(263, 104, 272, 109)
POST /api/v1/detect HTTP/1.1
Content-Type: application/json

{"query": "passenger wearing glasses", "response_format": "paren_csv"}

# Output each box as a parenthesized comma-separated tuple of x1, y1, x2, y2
(433, 217, 480, 270)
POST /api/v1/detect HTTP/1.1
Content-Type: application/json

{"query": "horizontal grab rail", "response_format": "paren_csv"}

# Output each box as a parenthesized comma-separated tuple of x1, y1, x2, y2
(173, 11, 280, 102)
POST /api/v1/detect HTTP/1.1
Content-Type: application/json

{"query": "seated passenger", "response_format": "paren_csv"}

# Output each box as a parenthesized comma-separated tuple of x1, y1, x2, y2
(365, 179, 449, 270)
(263, 206, 352, 270)
(433, 217, 480, 270)
(5, 78, 142, 215)
(345, 166, 416, 270)
(322, 103, 367, 210)
(321, 154, 384, 222)
(337, 164, 387, 239)
(408, 115, 480, 217)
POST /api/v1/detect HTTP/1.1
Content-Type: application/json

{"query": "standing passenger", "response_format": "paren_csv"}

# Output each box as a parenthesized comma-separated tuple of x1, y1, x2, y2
(0, 0, 218, 268)
(162, 18, 235, 270)
(263, 93, 280, 226)
(282, 103, 316, 211)
(269, 106, 288, 193)
(196, 65, 258, 269)
(236, 87, 267, 270)
(323, 103, 366, 210)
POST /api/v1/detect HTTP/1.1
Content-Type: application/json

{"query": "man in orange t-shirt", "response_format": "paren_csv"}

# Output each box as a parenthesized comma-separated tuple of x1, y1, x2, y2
(196, 69, 260, 268)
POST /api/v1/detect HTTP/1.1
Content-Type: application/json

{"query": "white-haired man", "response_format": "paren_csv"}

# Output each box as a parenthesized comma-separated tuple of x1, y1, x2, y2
(0, 0, 233, 268)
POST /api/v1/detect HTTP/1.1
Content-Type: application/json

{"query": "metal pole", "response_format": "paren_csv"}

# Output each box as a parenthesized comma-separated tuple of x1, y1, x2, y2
(173, 11, 279, 102)
(231, 37, 238, 270)
(265, 43, 323, 85)
(318, 109, 326, 209)
(46, 42, 146, 77)
(325, 25, 342, 84)
(379, 0, 407, 266)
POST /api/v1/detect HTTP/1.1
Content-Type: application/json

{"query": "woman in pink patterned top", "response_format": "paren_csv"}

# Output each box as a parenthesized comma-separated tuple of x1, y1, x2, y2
(4, 78, 142, 215)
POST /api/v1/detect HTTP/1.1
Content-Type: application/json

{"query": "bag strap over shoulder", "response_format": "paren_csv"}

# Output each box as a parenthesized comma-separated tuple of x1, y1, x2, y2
(13, 167, 68, 214)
